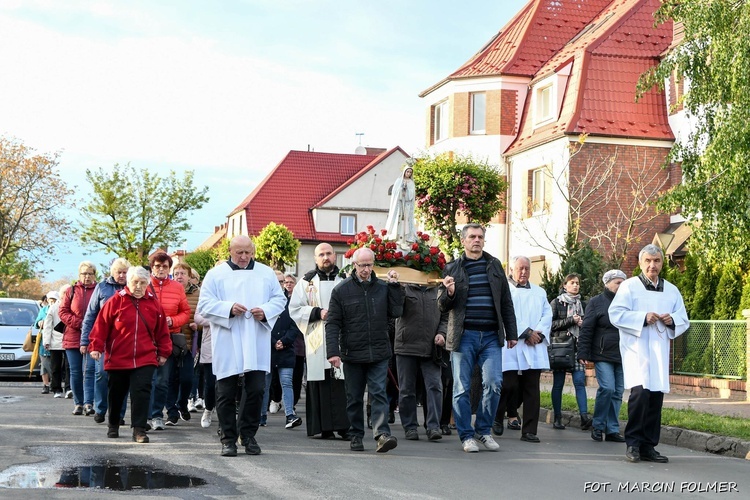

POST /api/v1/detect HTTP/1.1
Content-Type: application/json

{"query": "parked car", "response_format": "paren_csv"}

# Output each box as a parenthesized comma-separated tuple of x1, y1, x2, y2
(0, 298, 41, 378)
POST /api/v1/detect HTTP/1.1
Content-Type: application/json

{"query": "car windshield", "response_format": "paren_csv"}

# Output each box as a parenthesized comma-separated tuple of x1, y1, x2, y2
(0, 302, 38, 326)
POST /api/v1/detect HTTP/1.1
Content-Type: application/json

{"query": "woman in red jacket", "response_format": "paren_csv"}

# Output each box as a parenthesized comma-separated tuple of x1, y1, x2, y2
(89, 266, 172, 443)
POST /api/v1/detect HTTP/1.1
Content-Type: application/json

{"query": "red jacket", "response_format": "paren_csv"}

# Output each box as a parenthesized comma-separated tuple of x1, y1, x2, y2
(89, 287, 172, 370)
(59, 281, 97, 349)
(150, 276, 190, 333)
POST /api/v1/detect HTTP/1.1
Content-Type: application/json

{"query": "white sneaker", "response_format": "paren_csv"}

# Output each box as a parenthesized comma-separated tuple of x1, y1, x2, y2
(462, 438, 479, 453)
(187, 399, 197, 413)
(53, 392, 63, 398)
(65, 390, 73, 399)
(269, 401, 280, 414)
(152, 417, 166, 431)
(194, 398, 205, 410)
(201, 409, 213, 428)
(475, 434, 500, 451)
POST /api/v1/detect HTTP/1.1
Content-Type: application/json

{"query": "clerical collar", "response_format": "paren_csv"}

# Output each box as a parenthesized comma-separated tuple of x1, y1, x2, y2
(508, 278, 530, 289)
(316, 266, 339, 281)
(227, 259, 255, 271)
(638, 273, 663, 292)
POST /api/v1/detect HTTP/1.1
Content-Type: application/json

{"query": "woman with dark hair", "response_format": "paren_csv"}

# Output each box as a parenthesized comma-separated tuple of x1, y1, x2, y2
(89, 266, 172, 443)
(549, 273, 589, 430)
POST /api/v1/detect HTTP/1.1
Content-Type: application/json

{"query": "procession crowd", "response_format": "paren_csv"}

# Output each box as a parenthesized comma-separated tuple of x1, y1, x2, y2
(30, 224, 688, 465)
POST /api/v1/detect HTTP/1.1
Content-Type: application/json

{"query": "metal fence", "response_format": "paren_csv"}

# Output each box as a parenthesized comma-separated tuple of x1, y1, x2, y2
(671, 320, 747, 380)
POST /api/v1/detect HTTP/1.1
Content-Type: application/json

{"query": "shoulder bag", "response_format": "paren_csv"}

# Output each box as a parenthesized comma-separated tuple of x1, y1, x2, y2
(548, 334, 576, 371)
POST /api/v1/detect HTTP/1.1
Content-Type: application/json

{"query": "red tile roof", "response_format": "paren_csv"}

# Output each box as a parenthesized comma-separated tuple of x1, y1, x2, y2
(421, 0, 611, 96)
(231, 149, 403, 243)
(508, 0, 674, 153)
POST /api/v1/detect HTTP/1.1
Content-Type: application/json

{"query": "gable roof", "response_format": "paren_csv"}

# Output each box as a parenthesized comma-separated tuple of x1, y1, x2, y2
(196, 223, 227, 251)
(507, 0, 674, 153)
(420, 0, 611, 96)
(231, 149, 400, 242)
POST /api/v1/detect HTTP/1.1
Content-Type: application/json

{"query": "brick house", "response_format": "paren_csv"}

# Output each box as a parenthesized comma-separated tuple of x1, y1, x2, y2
(198, 147, 410, 275)
(420, 0, 681, 278)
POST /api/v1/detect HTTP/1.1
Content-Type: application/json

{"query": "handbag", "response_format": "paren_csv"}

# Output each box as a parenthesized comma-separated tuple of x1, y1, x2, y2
(432, 343, 449, 368)
(171, 333, 189, 358)
(548, 334, 576, 371)
(53, 321, 66, 333)
(22, 328, 36, 352)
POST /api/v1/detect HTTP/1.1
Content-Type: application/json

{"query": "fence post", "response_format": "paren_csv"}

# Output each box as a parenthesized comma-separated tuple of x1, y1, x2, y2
(744, 310, 750, 401)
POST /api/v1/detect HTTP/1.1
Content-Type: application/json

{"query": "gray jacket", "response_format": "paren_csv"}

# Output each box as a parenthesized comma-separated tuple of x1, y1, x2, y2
(394, 284, 447, 357)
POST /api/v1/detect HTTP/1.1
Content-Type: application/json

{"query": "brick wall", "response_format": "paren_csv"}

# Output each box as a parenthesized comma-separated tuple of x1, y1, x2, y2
(452, 92, 469, 138)
(500, 89, 518, 136)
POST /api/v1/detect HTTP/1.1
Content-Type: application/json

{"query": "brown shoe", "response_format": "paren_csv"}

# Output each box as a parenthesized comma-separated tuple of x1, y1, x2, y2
(132, 428, 150, 443)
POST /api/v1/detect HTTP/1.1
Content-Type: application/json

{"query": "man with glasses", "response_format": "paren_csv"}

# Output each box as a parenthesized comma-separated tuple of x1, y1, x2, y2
(197, 235, 286, 457)
(326, 247, 405, 453)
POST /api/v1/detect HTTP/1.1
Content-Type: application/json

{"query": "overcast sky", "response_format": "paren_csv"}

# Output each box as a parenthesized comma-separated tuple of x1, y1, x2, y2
(0, 0, 528, 281)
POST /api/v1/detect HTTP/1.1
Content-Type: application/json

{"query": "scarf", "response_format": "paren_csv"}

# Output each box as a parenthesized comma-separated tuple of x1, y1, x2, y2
(558, 292, 583, 337)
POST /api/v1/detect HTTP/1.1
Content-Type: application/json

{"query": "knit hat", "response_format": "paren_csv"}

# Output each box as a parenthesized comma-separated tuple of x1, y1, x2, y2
(46, 290, 60, 301)
(602, 270, 627, 284)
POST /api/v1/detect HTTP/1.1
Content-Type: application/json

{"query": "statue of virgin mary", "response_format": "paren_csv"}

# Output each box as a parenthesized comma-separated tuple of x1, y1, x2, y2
(384, 161, 417, 247)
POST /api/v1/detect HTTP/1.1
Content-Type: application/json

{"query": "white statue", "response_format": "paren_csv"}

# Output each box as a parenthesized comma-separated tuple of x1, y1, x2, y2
(384, 163, 417, 247)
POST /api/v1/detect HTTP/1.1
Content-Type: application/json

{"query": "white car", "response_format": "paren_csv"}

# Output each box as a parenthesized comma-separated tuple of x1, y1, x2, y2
(0, 298, 41, 377)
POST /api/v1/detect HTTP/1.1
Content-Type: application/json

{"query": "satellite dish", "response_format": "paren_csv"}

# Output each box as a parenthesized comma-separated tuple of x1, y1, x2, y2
(354, 145, 367, 155)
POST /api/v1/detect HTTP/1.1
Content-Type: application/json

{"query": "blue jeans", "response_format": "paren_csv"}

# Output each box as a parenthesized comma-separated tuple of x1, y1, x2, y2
(551, 368, 588, 415)
(166, 351, 195, 419)
(451, 330, 503, 441)
(66, 349, 93, 406)
(261, 367, 295, 418)
(343, 358, 390, 439)
(593, 362, 624, 434)
(150, 358, 171, 419)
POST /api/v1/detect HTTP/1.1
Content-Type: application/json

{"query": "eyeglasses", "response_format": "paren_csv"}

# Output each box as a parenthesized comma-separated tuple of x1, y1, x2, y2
(278, 280, 285, 284)
(79, 272, 95, 276)
(152, 264, 170, 269)
(355, 263, 374, 268)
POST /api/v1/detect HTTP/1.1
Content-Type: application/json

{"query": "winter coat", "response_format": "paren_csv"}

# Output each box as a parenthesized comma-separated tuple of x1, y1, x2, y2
(59, 281, 97, 349)
(550, 295, 587, 340)
(270, 298, 302, 369)
(394, 284, 447, 357)
(149, 276, 191, 334)
(437, 251, 518, 351)
(80, 277, 126, 347)
(180, 283, 202, 348)
(325, 270, 405, 364)
(42, 302, 64, 350)
(577, 288, 621, 364)
(89, 287, 172, 371)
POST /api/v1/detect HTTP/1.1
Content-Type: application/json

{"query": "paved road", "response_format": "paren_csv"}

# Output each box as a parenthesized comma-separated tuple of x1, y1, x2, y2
(0, 382, 747, 499)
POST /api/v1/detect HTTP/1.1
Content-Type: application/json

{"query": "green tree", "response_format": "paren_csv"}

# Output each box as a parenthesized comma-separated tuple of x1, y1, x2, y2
(412, 153, 507, 256)
(253, 222, 300, 272)
(214, 238, 230, 262)
(711, 262, 743, 319)
(639, 0, 750, 265)
(690, 264, 718, 320)
(184, 249, 216, 282)
(540, 234, 605, 302)
(78, 164, 209, 266)
(0, 136, 74, 272)
(735, 271, 750, 320)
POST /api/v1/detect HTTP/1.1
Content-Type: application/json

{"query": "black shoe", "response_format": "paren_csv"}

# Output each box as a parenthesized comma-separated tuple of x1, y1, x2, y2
(93, 413, 105, 424)
(591, 428, 603, 441)
(507, 419, 521, 430)
(440, 425, 452, 436)
(285, 415, 302, 429)
(244, 437, 261, 455)
(221, 443, 238, 457)
(376, 434, 398, 453)
(367, 417, 372, 429)
(580, 413, 593, 430)
(640, 448, 668, 463)
(179, 409, 191, 422)
(320, 431, 335, 439)
(132, 428, 149, 443)
(41, 385, 50, 394)
(107, 426, 119, 438)
(426, 429, 442, 441)
(165, 415, 179, 426)
(388, 411, 395, 424)
(350, 436, 364, 451)
(520, 433, 540, 443)
(337, 429, 350, 440)
(120, 418, 126, 426)
(625, 446, 641, 463)
(605, 432, 625, 443)
(405, 429, 419, 440)
(553, 415, 565, 430)
(491, 420, 504, 436)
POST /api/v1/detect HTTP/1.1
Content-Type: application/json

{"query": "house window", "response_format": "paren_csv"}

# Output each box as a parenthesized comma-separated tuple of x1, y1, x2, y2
(530, 167, 546, 215)
(470, 93, 486, 134)
(340, 214, 356, 235)
(535, 83, 554, 124)
(433, 100, 449, 143)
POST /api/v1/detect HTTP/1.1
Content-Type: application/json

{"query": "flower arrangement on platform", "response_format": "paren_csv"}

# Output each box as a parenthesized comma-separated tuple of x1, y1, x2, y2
(342, 225, 446, 275)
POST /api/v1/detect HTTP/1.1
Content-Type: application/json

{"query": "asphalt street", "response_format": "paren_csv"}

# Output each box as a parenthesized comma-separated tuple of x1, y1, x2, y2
(0, 381, 747, 499)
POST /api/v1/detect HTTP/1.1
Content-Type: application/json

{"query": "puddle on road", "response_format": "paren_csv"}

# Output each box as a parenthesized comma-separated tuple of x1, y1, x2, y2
(0, 463, 207, 490)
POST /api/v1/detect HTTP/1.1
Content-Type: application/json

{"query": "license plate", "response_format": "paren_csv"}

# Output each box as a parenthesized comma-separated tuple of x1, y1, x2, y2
(0, 353, 15, 361)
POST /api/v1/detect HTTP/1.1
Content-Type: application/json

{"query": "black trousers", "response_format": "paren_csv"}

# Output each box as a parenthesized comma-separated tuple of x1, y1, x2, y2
(440, 361, 453, 426)
(624, 385, 664, 450)
(293, 355, 305, 406)
(496, 369, 541, 435)
(49, 350, 66, 393)
(108, 365, 155, 429)
(216, 371, 265, 445)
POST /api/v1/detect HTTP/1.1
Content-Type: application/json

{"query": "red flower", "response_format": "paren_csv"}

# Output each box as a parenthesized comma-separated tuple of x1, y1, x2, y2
(394, 251, 403, 259)
(347, 239, 354, 246)
(421, 233, 430, 241)
(367, 225, 375, 234)
(429, 246, 439, 255)
(413, 254, 421, 261)
(412, 243, 420, 251)
(345, 248, 355, 259)
(370, 244, 377, 251)
(381, 229, 388, 236)
(375, 237, 382, 244)
(423, 256, 432, 264)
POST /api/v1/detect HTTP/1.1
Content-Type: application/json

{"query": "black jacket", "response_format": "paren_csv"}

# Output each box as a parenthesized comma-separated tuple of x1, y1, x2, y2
(325, 270, 405, 364)
(270, 297, 302, 369)
(437, 251, 517, 352)
(394, 284, 447, 357)
(550, 295, 586, 341)
(576, 289, 621, 364)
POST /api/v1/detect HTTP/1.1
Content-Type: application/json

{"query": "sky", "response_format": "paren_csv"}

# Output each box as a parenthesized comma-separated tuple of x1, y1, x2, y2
(0, 0, 528, 282)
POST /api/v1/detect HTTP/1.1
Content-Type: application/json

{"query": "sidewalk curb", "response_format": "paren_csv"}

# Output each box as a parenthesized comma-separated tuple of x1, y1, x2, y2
(540, 408, 750, 460)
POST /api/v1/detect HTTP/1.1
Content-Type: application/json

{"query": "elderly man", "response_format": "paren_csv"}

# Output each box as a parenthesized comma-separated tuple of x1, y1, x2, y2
(609, 244, 689, 464)
(289, 243, 350, 439)
(81, 258, 131, 424)
(438, 223, 518, 453)
(494, 255, 552, 444)
(326, 247, 405, 453)
(197, 235, 287, 457)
